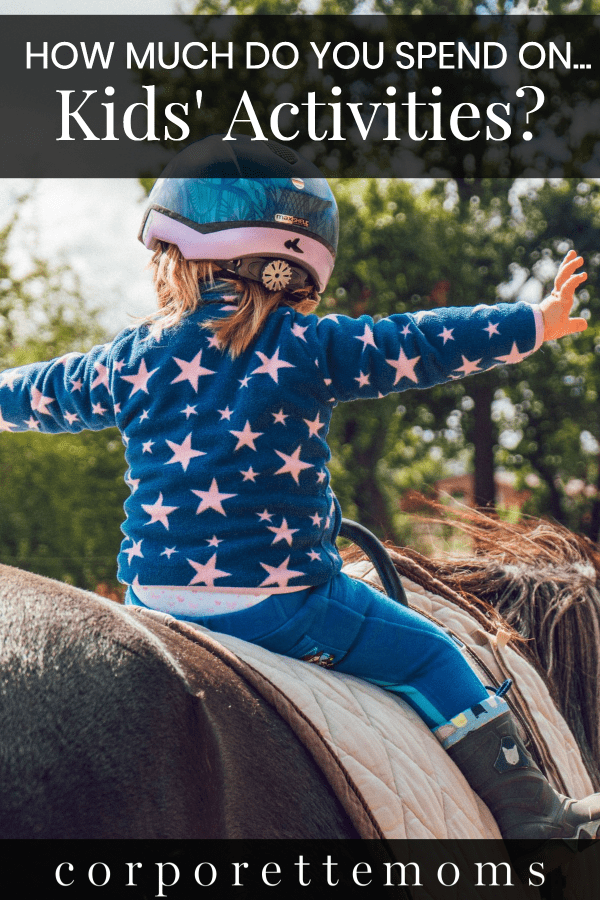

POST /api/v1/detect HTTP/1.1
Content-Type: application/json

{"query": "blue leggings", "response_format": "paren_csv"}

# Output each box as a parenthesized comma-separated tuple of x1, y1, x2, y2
(126, 572, 488, 729)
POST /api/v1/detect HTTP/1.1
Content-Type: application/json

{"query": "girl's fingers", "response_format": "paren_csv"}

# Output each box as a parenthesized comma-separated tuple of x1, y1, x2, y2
(555, 254, 585, 290)
(567, 317, 588, 334)
(554, 271, 587, 301)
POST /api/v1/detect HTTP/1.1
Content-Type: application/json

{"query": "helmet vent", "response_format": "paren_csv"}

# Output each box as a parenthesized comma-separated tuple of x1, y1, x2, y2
(266, 142, 298, 165)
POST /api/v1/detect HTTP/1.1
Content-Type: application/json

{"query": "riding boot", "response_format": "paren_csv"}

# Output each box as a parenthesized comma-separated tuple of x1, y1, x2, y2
(434, 687, 600, 839)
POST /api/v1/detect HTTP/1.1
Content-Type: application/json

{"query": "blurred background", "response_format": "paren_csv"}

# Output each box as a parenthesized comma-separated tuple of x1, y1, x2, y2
(2, 0, 599, 596)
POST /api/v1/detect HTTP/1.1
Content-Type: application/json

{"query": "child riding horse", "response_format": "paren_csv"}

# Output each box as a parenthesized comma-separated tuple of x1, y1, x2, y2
(0, 135, 597, 839)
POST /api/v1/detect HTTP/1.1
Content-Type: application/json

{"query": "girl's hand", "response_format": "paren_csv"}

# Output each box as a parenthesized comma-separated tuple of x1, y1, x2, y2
(540, 250, 588, 342)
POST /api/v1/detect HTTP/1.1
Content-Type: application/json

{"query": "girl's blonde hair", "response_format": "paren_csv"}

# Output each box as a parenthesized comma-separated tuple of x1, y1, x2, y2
(145, 243, 320, 357)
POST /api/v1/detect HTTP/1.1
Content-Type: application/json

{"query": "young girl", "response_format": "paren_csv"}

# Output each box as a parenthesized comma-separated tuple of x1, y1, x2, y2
(1, 135, 598, 839)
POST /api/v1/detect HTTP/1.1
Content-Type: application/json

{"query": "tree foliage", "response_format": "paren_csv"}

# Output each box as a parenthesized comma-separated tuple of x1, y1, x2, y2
(0, 194, 128, 591)
(493, 179, 600, 536)
(191, 0, 600, 15)
(317, 177, 600, 542)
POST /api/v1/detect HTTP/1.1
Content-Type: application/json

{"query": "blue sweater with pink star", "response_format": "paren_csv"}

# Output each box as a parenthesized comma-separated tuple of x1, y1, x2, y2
(0, 285, 542, 592)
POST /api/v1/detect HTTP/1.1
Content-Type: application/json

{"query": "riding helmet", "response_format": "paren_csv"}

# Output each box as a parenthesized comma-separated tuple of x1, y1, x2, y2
(138, 135, 339, 293)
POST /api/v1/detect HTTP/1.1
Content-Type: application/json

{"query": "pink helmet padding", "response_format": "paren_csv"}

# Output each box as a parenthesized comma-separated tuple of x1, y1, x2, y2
(143, 211, 335, 292)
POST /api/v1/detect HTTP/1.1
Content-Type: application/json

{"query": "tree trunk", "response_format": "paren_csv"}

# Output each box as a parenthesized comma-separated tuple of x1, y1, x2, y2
(587, 451, 600, 542)
(352, 469, 394, 539)
(343, 416, 395, 539)
(471, 377, 496, 508)
(454, 180, 497, 510)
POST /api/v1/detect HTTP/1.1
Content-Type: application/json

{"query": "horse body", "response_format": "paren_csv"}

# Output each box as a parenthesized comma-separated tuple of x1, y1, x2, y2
(0, 565, 356, 839)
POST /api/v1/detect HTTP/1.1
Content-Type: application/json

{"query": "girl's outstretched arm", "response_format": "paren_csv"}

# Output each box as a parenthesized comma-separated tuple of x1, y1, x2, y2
(0, 343, 118, 435)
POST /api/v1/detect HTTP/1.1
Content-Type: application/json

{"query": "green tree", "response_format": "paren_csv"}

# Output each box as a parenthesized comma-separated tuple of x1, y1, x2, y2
(323, 176, 600, 538)
(191, 0, 600, 14)
(0, 194, 128, 591)
(322, 179, 469, 537)
(492, 179, 600, 537)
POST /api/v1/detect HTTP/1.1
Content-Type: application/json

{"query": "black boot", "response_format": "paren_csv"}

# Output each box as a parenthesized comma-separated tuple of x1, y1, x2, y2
(435, 693, 600, 840)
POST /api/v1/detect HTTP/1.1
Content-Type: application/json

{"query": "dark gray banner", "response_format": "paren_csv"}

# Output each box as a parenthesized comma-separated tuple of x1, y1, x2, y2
(2, 15, 599, 177)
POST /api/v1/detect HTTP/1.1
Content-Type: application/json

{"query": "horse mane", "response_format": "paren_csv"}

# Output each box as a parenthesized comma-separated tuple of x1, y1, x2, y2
(341, 505, 600, 790)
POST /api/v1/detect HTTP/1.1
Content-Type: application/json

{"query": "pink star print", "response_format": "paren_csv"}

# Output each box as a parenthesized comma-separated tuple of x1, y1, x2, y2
(0, 408, 17, 432)
(414, 310, 437, 324)
(165, 433, 205, 472)
(267, 518, 299, 546)
(495, 343, 530, 365)
(218, 407, 233, 421)
(454, 355, 483, 376)
(484, 322, 500, 338)
(187, 554, 231, 587)
(192, 478, 237, 516)
(161, 547, 177, 558)
(291, 323, 308, 342)
(0, 371, 19, 390)
(64, 412, 79, 425)
(31, 387, 54, 415)
(260, 556, 305, 588)
(171, 350, 215, 392)
(125, 474, 140, 493)
(92, 403, 107, 416)
(355, 325, 377, 350)
(230, 420, 263, 452)
(438, 328, 454, 344)
(257, 509, 273, 522)
(385, 349, 421, 385)
(252, 348, 295, 383)
(303, 413, 325, 438)
(121, 358, 158, 397)
(241, 467, 259, 482)
(25, 417, 40, 430)
(141, 493, 178, 529)
(272, 409, 288, 425)
(355, 372, 370, 388)
(91, 362, 110, 391)
(124, 539, 144, 564)
(274, 446, 313, 484)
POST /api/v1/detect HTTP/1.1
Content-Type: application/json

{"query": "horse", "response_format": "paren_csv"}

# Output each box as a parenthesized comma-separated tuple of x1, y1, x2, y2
(1, 511, 600, 845)
(0, 564, 359, 840)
